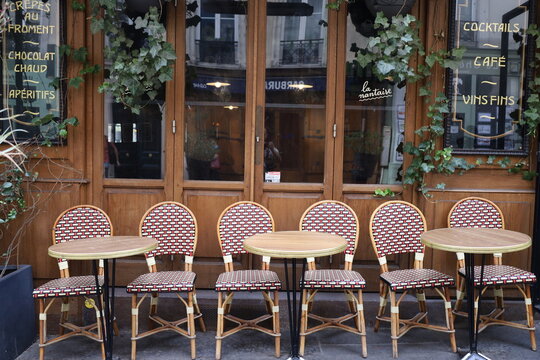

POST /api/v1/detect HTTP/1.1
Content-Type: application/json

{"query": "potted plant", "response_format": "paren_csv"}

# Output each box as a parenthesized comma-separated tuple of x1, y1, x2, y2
(345, 130, 383, 182)
(0, 127, 36, 360)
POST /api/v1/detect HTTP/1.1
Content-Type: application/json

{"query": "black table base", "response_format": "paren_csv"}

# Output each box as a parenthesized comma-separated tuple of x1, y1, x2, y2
(283, 258, 307, 360)
(93, 259, 116, 360)
(462, 253, 489, 360)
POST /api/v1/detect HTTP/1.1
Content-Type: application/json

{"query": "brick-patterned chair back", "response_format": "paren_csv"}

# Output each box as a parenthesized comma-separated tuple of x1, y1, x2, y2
(369, 201, 427, 268)
(448, 197, 504, 229)
(300, 200, 359, 267)
(139, 202, 198, 269)
(217, 201, 274, 260)
(53, 205, 113, 273)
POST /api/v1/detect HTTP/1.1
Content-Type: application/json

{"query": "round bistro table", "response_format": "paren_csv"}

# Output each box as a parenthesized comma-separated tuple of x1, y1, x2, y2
(421, 228, 531, 360)
(244, 231, 347, 360)
(48, 236, 158, 360)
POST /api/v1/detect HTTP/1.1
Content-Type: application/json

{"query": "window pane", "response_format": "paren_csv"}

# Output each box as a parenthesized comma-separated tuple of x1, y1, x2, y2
(2, 1, 64, 142)
(445, 0, 530, 154)
(264, 0, 328, 183)
(185, 0, 246, 181)
(103, 2, 165, 179)
(342, 5, 404, 185)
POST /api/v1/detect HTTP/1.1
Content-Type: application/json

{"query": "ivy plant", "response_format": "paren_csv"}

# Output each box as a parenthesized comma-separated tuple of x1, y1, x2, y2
(353, 12, 472, 196)
(89, 0, 176, 114)
(523, 24, 540, 136)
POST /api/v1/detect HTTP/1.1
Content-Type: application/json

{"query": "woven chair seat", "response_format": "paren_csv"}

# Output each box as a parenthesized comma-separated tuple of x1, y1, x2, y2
(127, 271, 196, 293)
(380, 268, 455, 291)
(303, 269, 366, 289)
(458, 265, 537, 286)
(215, 270, 281, 291)
(33, 275, 103, 298)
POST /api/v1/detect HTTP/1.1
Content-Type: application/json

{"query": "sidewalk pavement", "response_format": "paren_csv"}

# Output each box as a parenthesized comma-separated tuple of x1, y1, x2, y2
(17, 290, 540, 360)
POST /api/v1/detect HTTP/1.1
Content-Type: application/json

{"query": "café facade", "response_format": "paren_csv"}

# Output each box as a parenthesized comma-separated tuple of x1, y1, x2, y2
(1, 0, 539, 295)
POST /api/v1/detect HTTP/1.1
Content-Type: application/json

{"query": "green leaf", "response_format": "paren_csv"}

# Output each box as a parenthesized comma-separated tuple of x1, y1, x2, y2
(68, 76, 84, 88)
(376, 61, 396, 75)
(72, 1, 86, 11)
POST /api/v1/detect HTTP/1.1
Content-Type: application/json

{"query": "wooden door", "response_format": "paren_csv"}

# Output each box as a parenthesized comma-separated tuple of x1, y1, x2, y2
(329, 4, 414, 290)
(93, 4, 178, 285)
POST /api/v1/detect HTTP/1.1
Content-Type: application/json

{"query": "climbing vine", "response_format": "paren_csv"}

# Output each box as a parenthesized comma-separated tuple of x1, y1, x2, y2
(89, 0, 176, 114)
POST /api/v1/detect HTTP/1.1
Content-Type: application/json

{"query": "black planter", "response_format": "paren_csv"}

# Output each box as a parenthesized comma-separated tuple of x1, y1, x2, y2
(365, 0, 417, 17)
(0, 265, 36, 360)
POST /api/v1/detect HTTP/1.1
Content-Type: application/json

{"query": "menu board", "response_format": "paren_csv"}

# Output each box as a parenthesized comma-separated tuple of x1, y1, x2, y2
(445, 0, 534, 155)
(2, 0, 63, 140)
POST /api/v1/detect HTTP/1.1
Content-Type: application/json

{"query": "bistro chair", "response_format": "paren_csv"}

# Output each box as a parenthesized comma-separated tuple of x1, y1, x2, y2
(298, 200, 367, 357)
(448, 197, 536, 350)
(215, 201, 281, 359)
(369, 201, 457, 358)
(126, 201, 205, 360)
(32, 205, 114, 360)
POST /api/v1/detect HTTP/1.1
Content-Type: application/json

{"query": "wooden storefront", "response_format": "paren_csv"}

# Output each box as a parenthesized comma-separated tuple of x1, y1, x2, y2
(1, 0, 538, 291)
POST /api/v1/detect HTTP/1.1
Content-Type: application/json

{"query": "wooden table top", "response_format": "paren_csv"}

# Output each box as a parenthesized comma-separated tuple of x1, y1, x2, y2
(421, 228, 531, 254)
(244, 231, 347, 259)
(48, 236, 158, 260)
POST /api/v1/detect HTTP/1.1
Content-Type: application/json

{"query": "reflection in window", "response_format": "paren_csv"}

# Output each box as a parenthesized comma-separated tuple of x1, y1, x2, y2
(184, 0, 246, 181)
(343, 3, 404, 185)
(446, 0, 530, 154)
(264, 0, 327, 183)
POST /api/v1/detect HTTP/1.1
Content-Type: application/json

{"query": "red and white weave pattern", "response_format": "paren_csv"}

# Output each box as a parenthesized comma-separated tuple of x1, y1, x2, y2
(215, 270, 281, 291)
(54, 206, 112, 265)
(303, 269, 366, 289)
(33, 276, 103, 298)
(140, 202, 197, 258)
(449, 199, 503, 229)
(218, 203, 273, 256)
(380, 268, 455, 291)
(371, 202, 425, 258)
(301, 201, 358, 256)
(54, 207, 112, 244)
(127, 271, 195, 293)
(458, 265, 536, 286)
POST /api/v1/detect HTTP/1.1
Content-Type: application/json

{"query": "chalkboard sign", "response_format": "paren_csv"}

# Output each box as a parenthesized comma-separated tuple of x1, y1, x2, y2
(1, 0, 64, 141)
(445, 0, 535, 155)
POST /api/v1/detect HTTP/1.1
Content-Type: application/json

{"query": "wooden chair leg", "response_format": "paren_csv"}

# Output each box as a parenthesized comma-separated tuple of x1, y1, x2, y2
(443, 287, 457, 352)
(494, 286, 504, 319)
(131, 294, 138, 360)
(299, 289, 308, 356)
(454, 280, 466, 314)
(273, 290, 280, 358)
(357, 290, 368, 358)
(92, 297, 105, 360)
(39, 299, 45, 360)
(390, 290, 399, 358)
(148, 293, 158, 329)
(59, 297, 69, 335)
(224, 291, 233, 314)
(215, 292, 223, 360)
(416, 289, 428, 324)
(193, 290, 206, 332)
(188, 292, 196, 360)
(525, 286, 537, 351)
(374, 282, 388, 332)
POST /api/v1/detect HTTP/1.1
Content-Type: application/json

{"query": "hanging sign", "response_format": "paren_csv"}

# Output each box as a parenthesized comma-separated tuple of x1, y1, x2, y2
(445, 0, 533, 154)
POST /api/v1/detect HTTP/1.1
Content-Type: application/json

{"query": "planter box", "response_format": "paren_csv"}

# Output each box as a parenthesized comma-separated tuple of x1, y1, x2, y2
(0, 265, 36, 360)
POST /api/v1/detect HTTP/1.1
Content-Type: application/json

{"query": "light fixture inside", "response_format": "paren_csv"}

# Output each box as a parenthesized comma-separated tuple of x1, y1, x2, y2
(224, 105, 239, 110)
(288, 83, 313, 90)
(206, 81, 231, 88)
